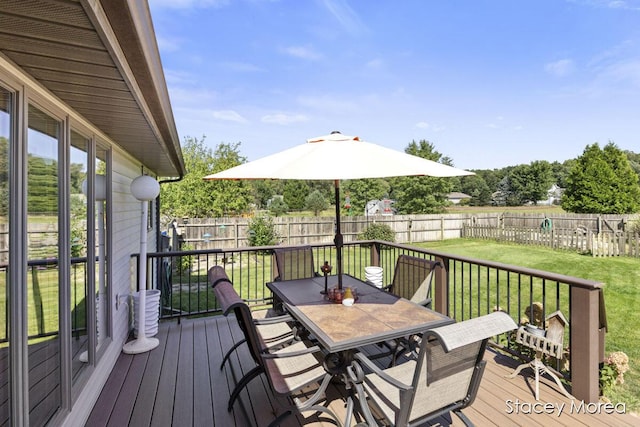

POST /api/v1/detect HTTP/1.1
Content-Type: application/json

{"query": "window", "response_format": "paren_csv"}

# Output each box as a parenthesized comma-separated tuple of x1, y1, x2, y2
(27, 104, 61, 425)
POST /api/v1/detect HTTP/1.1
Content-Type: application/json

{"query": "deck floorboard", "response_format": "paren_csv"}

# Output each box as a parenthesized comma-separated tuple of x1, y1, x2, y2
(89, 316, 640, 427)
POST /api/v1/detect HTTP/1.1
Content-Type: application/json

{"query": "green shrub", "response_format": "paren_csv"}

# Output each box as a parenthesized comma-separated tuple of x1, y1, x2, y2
(247, 215, 280, 247)
(358, 223, 395, 242)
(177, 243, 194, 274)
(627, 219, 640, 234)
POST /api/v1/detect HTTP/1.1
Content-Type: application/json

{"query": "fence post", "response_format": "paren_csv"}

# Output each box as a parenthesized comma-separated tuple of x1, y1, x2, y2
(234, 223, 239, 247)
(570, 285, 601, 403)
(433, 255, 448, 316)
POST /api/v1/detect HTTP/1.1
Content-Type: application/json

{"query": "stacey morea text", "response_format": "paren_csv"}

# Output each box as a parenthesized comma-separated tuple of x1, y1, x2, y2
(505, 399, 626, 416)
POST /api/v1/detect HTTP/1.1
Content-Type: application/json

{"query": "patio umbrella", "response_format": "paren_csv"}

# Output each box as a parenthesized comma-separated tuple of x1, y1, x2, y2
(203, 131, 473, 288)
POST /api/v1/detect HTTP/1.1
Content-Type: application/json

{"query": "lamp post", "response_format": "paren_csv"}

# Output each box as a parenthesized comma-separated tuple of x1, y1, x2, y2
(79, 174, 107, 363)
(123, 175, 160, 354)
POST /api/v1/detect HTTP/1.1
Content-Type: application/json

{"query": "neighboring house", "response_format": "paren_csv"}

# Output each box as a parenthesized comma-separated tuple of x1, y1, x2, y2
(447, 192, 472, 205)
(0, 2, 184, 426)
(364, 198, 395, 216)
(538, 184, 564, 205)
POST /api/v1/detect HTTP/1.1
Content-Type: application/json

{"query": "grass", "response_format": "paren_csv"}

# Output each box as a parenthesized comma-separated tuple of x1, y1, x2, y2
(279, 203, 567, 217)
(444, 204, 566, 214)
(414, 238, 640, 411)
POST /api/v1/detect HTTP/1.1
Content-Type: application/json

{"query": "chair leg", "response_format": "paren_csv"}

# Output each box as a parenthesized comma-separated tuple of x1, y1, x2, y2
(228, 366, 263, 411)
(220, 338, 246, 370)
(453, 409, 475, 427)
(270, 375, 341, 427)
(268, 410, 292, 427)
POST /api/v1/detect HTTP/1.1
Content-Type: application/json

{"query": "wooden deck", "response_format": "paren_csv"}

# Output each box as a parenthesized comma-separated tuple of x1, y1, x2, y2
(88, 316, 640, 427)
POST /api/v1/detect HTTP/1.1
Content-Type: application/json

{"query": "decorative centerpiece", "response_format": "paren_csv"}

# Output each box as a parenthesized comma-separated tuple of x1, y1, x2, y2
(321, 261, 332, 294)
(342, 287, 355, 306)
(326, 286, 358, 304)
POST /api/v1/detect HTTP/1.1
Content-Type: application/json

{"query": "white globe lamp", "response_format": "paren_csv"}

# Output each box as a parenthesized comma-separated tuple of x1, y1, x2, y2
(123, 175, 161, 354)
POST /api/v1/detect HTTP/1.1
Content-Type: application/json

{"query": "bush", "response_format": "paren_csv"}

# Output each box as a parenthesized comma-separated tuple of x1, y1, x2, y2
(357, 223, 395, 242)
(177, 243, 194, 274)
(247, 215, 280, 247)
(600, 351, 630, 395)
(627, 219, 640, 234)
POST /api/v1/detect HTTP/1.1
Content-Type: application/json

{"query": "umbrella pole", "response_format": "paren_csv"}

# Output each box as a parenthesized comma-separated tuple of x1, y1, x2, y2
(334, 180, 343, 289)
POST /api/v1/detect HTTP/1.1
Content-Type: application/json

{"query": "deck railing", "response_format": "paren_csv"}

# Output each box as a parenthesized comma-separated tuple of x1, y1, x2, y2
(139, 240, 606, 402)
(1, 257, 90, 344)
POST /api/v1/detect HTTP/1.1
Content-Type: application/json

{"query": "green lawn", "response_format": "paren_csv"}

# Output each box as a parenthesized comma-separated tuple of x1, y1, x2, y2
(415, 238, 640, 411)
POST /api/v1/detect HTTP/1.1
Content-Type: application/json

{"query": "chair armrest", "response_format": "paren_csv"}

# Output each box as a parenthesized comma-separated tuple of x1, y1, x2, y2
(253, 314, 294, 325)
(353, 352, 411, 391)
(262, 344, 322, 359)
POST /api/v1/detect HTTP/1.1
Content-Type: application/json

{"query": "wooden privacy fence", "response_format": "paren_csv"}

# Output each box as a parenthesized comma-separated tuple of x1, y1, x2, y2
(173, 214, 472, 250)
(463, 224, 640, 257)
(167, 212, 640, 254)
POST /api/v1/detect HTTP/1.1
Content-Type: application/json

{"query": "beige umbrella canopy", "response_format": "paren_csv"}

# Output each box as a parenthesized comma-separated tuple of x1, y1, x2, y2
(204, 131, 474, 288)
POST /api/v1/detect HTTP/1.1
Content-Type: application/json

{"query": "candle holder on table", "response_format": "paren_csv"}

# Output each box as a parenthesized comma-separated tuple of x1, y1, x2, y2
(320, 261, 332, 294)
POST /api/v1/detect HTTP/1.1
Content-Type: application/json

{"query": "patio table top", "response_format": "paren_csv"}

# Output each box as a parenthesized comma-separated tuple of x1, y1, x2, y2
(267, 274, 453, 353)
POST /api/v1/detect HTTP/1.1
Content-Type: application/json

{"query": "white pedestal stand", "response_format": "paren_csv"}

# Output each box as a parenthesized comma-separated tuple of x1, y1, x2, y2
(123, 175, 160, 354)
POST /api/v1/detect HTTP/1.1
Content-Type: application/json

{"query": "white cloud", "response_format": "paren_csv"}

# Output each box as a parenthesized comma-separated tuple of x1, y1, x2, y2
(212, 110, 248, 123)
(155, 35, 182, 52)
(281, 45, 323, 61)
(415, 122, 430, 129)
(320, 0, 367, 35)
(261, 113, 309, 125)
(545, 59, 575, 77)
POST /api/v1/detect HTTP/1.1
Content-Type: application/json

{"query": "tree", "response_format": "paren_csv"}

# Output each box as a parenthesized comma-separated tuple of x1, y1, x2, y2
(550, 160, 573, 188)
(342, 178, 390, 214)
(250, 180, 282, 209)
(268, 196, 288, 217)
(160, 136, 252, 218)
(304, 190, 329, 216)
(562, 142, 640, 214)
(460, 175, 492, 206)
(508, 161, 554, 205)
(28, 154, 58, 214)
(391, 140, 454, 214)
(283, 180, 309, 210)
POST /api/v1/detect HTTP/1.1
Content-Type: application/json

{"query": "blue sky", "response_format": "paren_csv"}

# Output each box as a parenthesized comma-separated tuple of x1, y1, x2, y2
(148, 0, 640, 170)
